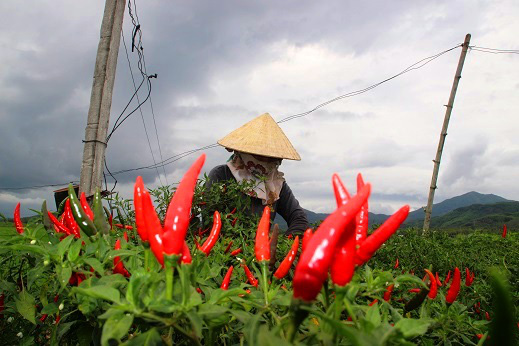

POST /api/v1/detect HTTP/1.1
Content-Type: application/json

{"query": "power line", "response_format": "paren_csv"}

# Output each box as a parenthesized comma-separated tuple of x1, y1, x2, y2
(131, 0, 169, 185)
(111, 42, 464, 175)
(121, 27, 164, 186)
(0, 182, 78, 191)
(277, 44, 462, 123)
(7, 42, 518, 191)
(469, 45, 519, 55)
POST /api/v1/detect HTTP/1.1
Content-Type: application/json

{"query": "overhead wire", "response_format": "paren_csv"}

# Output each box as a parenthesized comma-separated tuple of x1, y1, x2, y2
(5, 42, 518, 191)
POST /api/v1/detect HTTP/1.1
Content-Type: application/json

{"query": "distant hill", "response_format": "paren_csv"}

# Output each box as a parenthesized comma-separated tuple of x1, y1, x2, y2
(405, 191, 512, 222)
(406, 201, 519, 230)
(274, 191, 515, 230)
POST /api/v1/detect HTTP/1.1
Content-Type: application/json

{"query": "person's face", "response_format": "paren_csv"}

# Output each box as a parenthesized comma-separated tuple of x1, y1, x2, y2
(251, 154, 282, 165)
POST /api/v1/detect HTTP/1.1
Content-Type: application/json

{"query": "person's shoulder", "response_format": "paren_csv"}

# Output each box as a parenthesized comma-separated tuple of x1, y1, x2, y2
(208, 164, 231, 180)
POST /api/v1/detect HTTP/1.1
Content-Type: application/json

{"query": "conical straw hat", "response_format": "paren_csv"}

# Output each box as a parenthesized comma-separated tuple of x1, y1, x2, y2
(218, 113, 301, 161)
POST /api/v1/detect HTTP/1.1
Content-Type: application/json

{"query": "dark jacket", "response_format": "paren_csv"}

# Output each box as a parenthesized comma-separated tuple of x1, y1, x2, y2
(207, 165, 309, 234)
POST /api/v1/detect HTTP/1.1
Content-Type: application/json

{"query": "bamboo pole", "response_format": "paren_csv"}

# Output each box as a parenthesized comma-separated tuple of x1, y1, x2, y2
(423, 34, 471, 234)
(79, 0, 126, 196)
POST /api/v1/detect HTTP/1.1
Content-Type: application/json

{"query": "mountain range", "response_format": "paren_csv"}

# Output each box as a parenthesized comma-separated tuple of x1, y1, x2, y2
(275, 191, 517, 230)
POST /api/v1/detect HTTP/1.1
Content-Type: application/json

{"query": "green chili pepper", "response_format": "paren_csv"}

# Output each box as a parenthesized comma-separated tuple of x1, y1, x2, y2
(68, 184, 97, 236)
(93, 188, 110, 235)
(57, 197, 68, 216)
(404, 287, 429, 313)
(41, 200, 52, 231)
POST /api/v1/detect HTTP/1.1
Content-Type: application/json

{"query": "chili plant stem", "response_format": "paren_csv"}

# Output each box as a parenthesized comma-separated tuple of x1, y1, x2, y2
(165, 256, 175, 300)
(261, 261, 269, 306)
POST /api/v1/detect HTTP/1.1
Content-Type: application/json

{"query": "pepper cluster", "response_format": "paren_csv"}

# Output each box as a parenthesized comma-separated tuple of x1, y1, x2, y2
(292, 173, 410, 302)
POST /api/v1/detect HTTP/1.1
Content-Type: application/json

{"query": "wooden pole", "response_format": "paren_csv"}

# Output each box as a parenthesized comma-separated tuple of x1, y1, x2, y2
(423, 34, 471, 234)
(79, 0, 126, 196)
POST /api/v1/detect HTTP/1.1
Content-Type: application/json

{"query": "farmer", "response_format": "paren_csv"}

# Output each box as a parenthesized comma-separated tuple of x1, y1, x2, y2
(207, 113, 309, 234)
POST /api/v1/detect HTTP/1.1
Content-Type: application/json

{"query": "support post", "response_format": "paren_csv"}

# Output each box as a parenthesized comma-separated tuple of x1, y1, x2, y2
(423, 34, 471, 234)
(79, 0, 126, 196)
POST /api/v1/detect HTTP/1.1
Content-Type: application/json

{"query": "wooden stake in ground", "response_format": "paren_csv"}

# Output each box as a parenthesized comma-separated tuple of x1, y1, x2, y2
(79, 0, 126, 197)
(423, 34, 471, 234)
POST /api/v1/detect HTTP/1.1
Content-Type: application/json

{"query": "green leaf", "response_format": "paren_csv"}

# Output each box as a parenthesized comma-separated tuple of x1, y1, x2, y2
(365, 303, 382, 327)
(304, 307, 375, 346)
(67, 238, 82, 263)
(126, 271, 151, 309)
(93, 188, 110, 235)
(186, 310, 204, 338)
(41, 302, 59, 315)
(15, 290, 36, 324)
(60, 265, 72, 288)
(6, 244, 47, 256)
(73, 285, 121, 304)
(394, 318, 432, 338)
(257, 324, 291, 346)
(207, 287, 244, 304)
(57, 235, 75, 260)
(123, 328, 163, 346)
(101, 312, 134, 346)
(98, 274, 128, 287)
(84, 258, 104, 275)
(42, 200, 52, 230)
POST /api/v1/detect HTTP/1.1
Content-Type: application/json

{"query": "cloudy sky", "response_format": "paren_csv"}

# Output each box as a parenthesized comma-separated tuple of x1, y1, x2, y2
(1, 0, 518, 218)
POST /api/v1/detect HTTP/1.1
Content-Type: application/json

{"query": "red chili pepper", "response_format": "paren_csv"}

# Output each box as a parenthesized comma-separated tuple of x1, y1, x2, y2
(133, 176, 150, 243)
(302, 228, 313, 253)
(230, 207, 237, 215)
(64, 200, 81, 238)
(330, 174, 356, 286)
(287, 234, 293, 239)
(200, 211, 222, 255)
(76, 273, 86, 285)
(485, 311, 491, 321)
(113, 239, 130, 277)
(369, 299, 379, 306)
(181, 241, 192, 264)
(231, 248, 242, 256)
(255, 206, 271, 262)
(79, 192, 94, 221)
(331, 173, 351, 206)
(198, 227, 210, 237)
(465, 267, 475, 286)
(409, 288, 421, 293)
(241, 263, 258, 287)
(221, 265, 234, 290)
(424, 269, 437, 299)
(0, 293, 5, 316)
(48, 211, 73, 237)
(330, 223, 356, 286)
(139, 179, 165, 265)
(435, 272, 443, 287)
(40, 314, 48, 323)
(14, 203, 24, 234)
(474, 302, 481, 314)
(162, 154, 205, 255)
(394, 258, 399, 269)
(384, 284, 394, 302)
(444, 270, 452, 285)
(224, 241, 233, 254)
(355, 205, 410, 265)
(54, 315, 61, 324)
(355, 173, 369, 244)
(445, 267, 461, 304)
(293, 183, 371, 302)
(196, 287, 204, 294)
(274, 236, 300, 280)
(231, 217, 238, 227)
(114, 224, 133, 230)
(502, 224, 507, 238)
